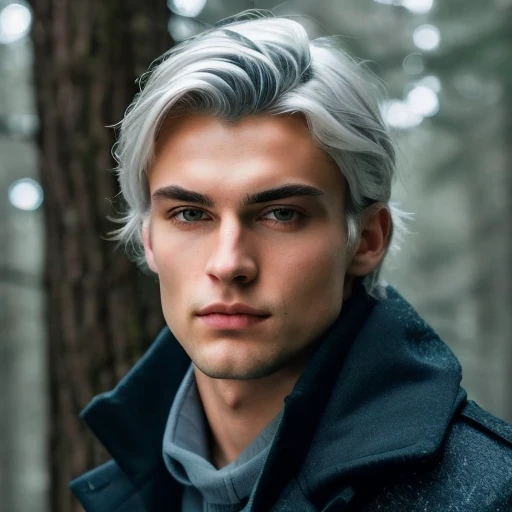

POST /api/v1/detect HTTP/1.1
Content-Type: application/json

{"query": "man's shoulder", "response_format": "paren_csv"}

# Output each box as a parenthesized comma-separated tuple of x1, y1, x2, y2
(443, 400, 512, 483)
(441, 400, 512, 491)
(457, 399, 512, 447)
(441, 401, 512, 484)
(361, 401, 512, 511)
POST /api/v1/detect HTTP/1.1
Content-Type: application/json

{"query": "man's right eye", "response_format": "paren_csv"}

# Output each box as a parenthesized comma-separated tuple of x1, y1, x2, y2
(170, 208, 210, 223)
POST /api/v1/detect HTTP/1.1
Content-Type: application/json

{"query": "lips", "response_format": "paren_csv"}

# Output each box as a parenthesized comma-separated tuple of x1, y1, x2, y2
(197, 303, 269, 316)
(196, 303, 270, 329)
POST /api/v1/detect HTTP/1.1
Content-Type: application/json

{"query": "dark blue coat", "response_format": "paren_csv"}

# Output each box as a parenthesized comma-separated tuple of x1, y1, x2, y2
(70, 287, 512, 511)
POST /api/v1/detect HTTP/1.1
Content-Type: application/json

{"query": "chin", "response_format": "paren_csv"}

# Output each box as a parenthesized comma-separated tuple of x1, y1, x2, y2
(194, 356, 287, 381)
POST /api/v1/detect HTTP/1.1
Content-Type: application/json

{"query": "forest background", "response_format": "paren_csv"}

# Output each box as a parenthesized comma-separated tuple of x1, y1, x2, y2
(1, 0, 511, 510)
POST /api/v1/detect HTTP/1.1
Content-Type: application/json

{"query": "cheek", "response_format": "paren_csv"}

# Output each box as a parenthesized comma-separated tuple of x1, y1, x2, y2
(151, 225, 203, 270)
(152, 241, 199, 332)
(151, 235, 205, 304)
(271, 235, 347, 299)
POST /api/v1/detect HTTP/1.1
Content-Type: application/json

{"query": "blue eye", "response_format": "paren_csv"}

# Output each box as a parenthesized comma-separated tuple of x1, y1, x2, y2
(266, 208, 297, 222)
(175, 209, 208, 222)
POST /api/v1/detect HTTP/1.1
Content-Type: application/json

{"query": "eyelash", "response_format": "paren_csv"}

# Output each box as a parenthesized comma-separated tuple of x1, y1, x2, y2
(167, 207, 303, 228)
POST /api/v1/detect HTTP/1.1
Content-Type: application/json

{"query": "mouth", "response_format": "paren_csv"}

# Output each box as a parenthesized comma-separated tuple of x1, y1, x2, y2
(196, 303, 271, 330)
(198, 313, 269, 330)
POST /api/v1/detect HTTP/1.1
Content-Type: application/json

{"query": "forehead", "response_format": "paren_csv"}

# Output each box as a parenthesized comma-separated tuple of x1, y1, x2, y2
(149, 113, 344, 199)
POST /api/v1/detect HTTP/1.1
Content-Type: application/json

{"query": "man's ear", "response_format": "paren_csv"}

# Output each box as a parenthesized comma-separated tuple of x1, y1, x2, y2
(142, 220, 158, 274)
(347, 205, 392, 277)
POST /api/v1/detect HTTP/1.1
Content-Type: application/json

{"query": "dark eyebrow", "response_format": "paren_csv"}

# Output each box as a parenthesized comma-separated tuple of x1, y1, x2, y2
(151, 185, 213, 207)
(244, 184, 324, 205)
(151, 183, 324, 208)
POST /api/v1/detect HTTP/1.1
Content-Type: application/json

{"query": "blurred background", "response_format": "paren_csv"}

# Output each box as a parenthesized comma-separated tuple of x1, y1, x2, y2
(1, 0, 511, 510)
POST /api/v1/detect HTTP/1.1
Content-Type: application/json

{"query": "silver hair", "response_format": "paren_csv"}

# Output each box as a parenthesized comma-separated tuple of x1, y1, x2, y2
(111, 9, 409, 298)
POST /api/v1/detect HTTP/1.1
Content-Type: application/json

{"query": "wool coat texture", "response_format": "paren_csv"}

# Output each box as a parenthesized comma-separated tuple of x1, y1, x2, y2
(70, 286, 512, 511)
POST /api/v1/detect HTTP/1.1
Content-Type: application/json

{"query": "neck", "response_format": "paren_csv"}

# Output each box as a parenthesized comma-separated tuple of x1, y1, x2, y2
(194, 366, 302, 468)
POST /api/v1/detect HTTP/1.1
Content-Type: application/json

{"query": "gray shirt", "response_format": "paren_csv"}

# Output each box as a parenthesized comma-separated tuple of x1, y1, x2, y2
(162, 364, 282, 512)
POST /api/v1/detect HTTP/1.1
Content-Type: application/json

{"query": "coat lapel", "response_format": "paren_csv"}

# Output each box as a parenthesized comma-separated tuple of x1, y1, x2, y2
(71, 328, 190, 511)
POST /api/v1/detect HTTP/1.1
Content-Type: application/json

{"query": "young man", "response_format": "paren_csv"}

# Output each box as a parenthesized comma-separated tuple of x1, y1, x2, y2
(70, 11, 512, 512)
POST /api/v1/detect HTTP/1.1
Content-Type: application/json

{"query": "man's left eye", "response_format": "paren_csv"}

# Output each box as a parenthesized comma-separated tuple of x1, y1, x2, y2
(264, 208, 297, 222)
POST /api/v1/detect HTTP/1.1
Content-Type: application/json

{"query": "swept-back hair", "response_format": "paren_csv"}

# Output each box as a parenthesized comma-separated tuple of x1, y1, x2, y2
(111, 9, 408, 297)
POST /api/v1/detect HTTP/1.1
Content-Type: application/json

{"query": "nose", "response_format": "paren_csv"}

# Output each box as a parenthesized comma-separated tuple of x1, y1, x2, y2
(204, 217, 258, 285)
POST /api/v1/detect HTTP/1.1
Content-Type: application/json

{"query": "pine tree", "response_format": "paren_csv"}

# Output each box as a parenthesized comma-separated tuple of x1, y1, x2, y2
(30, 0, 171, 509)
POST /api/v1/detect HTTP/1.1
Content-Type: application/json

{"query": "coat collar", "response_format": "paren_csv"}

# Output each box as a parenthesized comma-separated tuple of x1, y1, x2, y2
(80, 326, 190, 488)
(77, 284, 464, 510)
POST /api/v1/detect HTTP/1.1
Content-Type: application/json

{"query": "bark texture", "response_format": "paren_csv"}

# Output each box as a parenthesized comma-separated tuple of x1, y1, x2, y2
(30, 1, 172, 510)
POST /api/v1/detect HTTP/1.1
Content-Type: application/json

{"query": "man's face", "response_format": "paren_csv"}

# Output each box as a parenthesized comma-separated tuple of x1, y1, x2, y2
(144, 113, 354, 379)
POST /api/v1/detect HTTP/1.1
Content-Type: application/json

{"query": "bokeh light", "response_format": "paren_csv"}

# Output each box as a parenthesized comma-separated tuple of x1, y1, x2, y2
(0, 2, 32, 44)
(413, 24, 441, 51)
(406, 85, 439, 117)
(403, 53, 425, 75)
(8, 178, 43, 211)
(401, 0, 434, 14)
(417, 75, 442, 93)
(168, 15, 204, 41)
(168, 0, 207, 18)
(381, 100, 423, 129)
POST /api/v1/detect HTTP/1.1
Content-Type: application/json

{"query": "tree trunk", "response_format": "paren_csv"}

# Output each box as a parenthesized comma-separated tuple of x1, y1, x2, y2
(30, 1, 172, 510)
